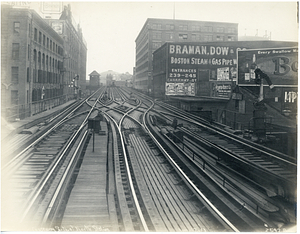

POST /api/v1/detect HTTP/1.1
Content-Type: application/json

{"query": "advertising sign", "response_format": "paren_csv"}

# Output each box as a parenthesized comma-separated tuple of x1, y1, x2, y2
(210, 81, 232, 98)
(42, 2, 63, 13)
(165, 82, 195, 96)
(237, 47, 298, 86)
(166, 43, 240, 97)
(282, 88, 297, 115)
(51, 22, 63, 35)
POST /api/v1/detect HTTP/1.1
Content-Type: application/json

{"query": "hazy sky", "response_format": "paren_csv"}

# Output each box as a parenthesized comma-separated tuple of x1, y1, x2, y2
(67, 1, 298, 75)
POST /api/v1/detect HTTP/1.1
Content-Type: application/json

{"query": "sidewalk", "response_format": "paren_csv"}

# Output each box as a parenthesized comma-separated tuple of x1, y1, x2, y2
(1, 100, 76, 140)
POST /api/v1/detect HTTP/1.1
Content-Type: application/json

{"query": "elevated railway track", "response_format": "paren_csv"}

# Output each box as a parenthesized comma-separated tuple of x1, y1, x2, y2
(1, 86, 296, 232)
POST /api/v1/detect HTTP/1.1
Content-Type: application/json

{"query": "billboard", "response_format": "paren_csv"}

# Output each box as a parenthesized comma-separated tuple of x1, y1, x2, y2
(166, 43, 240, 97)
(237, 47, 298, 86)
(210, 81, 232, 99)
(51, 22, 63, 35)
(165, 82, 195, 96)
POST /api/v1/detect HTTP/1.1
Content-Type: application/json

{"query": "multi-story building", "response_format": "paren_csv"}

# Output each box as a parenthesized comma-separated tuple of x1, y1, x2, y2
(1, 3, 87, 121)
(1, 4, 65, 120)
(135, 18, 238, 94)
(45, 4, 87, 99)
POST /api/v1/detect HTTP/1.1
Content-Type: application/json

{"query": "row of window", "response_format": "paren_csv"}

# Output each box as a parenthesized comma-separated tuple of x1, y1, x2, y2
(32, 88, 63, 102)
(10, 88, 63, 106)
(33, 49, 62, 71)
(151, 33, 235, 41)
(30, 23, 63, 56)
(151, 23, 236, 33)
(11, 66, 61, 84)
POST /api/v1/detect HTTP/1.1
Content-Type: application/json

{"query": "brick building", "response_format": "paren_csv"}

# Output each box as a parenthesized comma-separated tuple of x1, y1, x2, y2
(1, 3, 87, 121)
(45, 4, 87, 99)
(135, 18, 238, 95)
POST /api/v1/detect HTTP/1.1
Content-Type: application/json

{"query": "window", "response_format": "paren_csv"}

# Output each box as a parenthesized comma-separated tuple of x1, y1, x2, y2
(13, 22, 20, 33)
(202, 26, 213, 32)
(12, 43, 20, 60)
(203, 35, 213, 41)
(228, 27, 236, 33)
(166, 33, 174, 40)
(47, 38, 49, 48)
(27, 67, 30, 82)
(39, 31, 42, 44)
(179, 25, 188, 30)
(152, 32, 161, 39)
(216, 27, 224, 33)
(152, 24, 162, 29)
(11, 67, 19, 84)
(228, 36, 235, 41)
(50, 40, 52, 50)
(191, 34, 200, 41)
(179, 33, 188, 39)
(34, 28, 37, 41)
(191, 25, 200, 31)
(43, 35, 45, 46)
(28, 44, 30, 60)
(38, 52, 41, 68)
(152, 42, 161, 49)
(11, 90, 18, 106)
(216, 35, 224, 41)
(166, 24, 174, 30)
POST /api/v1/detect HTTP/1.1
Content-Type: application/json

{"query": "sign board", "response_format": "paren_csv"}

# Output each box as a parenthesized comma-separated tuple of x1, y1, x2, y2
(165, 43, 240, 97)
(42, 2, 63, 13)
(165, 82, 195, 96)
(237, 47, 298, 86)
(282, 87, 297, 115)
(210, 81, 232, 98)
(51, 22, 63, 35)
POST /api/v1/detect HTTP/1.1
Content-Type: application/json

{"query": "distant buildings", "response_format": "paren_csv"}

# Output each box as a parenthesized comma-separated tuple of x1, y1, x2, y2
(135, 18, 238, 94)
(1, 3, 87, 121)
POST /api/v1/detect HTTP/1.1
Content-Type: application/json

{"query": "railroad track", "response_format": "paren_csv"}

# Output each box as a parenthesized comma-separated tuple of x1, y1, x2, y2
(1, 92, 103, 230)
(2, 86, 296, 232)
(98, 88, 242, 231)
(127, 86, 296, 231)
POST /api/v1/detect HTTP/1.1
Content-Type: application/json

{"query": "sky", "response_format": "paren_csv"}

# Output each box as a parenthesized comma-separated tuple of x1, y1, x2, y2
(37, 1, 299, 75)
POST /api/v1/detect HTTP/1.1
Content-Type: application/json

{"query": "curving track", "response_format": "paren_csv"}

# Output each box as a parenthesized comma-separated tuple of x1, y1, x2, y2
(2, 86, 296, 232)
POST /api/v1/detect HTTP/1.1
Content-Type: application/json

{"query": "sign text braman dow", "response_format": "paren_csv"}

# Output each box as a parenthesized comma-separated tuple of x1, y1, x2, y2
(170, 45, 229, 56)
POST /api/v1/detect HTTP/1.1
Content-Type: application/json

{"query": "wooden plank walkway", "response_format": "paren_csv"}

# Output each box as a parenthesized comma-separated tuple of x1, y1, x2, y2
(61, 122, 117, 231)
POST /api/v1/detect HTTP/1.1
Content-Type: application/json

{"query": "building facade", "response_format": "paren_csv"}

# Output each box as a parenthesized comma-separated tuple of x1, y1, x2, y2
(46, 4, 87, 99)
(152, 40, 297, 156)
(135, 18, 238, 94)
(1, 3, 87, 121)
(153, 40, 297, 99)
(1, 5, 65, 120)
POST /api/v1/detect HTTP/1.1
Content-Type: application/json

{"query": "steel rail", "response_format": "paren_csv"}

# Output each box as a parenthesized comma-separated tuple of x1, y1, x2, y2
(19, 113, 92, 222)
(41, 129, 89, 224)
(3, 101, 86, 170)
(127, 87, 295, 164)
(19, 98, 101, 222)
(143, 117, 240, 231)
(155, 101, 296, 166)
(115, 92, 240, 232)
(103, 100, 149, 231)
(137, 97, 240, 232)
